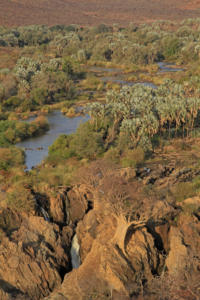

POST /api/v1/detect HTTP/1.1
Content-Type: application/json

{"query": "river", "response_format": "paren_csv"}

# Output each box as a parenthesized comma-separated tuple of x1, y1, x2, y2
(17, 111, 89, 170)
(16, 61, 183, 270)
(17, 61, 183, 170)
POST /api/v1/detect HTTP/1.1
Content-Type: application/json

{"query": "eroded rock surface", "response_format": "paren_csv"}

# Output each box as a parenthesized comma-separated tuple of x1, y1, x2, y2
(45, 172, 181, 299)
(1, 168, 200, 300)
(0, 213, 72, 300)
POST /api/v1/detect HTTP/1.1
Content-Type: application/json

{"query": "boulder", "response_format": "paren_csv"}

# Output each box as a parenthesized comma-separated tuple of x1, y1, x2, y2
(0, 216, 72, 300)
(165, 227, 188, 274)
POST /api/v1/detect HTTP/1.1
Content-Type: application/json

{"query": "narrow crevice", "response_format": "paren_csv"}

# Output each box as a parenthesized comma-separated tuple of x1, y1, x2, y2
(115, 244, 136, 273)
(59, 265, 71, 282)
(86, 200, 94, 214)
(146, 221, 166, 254)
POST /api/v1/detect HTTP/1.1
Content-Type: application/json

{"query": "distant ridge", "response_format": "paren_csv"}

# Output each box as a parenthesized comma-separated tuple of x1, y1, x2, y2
(0, 0, 200, 27)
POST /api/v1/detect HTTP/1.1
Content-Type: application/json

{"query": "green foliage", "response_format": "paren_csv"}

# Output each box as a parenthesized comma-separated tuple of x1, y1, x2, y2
(70, 122, 105, 159)
(87, 82, 200, 154)
(161, 36, 181, 58)
(48, 134, 74, 163)
(6, 184, 35, 213)
(104, 147, 120, 163)
(172, 182, 195, 202)
(62, 58, 74, 78)
(3, 96, 22, 109)
(30, 88, 48, 106)
(0, 147, 24, 170)
(0, 117, 49, 146)
(120, 148, 145, 167)
(48, 121, 105, 163)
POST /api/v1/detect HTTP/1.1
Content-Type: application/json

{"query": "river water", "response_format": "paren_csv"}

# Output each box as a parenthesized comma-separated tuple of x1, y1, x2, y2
(17, 62, 183, 170)
(90, 62, 183, 87)
(16, 61, 183, 270)
(157, 62, 184, 72)
(17, 111, 89, 170)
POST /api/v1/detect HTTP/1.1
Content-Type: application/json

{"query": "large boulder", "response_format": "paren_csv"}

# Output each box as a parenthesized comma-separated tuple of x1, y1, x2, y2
(0, 215, 72, 300)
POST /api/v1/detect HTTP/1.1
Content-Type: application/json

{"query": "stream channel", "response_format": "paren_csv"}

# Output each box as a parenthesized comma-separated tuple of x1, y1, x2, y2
(17, 62, 184, 171)
(16, 61, 184, 270)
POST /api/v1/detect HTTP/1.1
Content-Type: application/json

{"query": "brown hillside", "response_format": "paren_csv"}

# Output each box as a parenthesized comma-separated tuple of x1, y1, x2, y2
(0, 0, 200, 27)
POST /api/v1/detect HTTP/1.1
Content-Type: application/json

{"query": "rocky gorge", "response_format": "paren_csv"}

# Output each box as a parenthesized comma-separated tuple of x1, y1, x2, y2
(0, 159, 200, 300)
(0, 20, 200, 300)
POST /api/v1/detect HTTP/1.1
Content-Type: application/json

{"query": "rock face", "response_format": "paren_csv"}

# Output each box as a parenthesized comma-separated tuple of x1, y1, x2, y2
(0, 215, 72, 300)
(49, 185, 91, 226)
(166, 226, 188, 274)
(137, 165, 200, 187)
(0, 184, 92, 300)
(45, 168, 200, 300)
(45, 182, 175, 299)
(1, 174, 200, 299)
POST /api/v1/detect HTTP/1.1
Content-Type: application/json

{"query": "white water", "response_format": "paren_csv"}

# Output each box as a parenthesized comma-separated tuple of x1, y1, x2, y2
(40, 207, 50, 222)
(70, 234, 81, 269)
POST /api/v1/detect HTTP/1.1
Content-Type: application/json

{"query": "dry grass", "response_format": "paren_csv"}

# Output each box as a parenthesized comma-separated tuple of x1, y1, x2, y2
(1, 0, 200, 27)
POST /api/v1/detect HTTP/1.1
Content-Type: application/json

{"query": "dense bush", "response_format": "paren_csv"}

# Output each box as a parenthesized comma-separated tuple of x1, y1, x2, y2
(0, 147, 24, 170)
(1, 19, 200, 114)
(0, 117, 49, 146)
(87, 82, 200, 154)
(48, 122, 105, 163)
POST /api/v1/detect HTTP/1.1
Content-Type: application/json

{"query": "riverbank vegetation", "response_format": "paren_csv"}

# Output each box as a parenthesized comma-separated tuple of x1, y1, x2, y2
(0, 116, 49, 146)
(1, 18, 200, 204)
(1, 18, 200, 200)
(0, 19, 200, 117)
(1, 18, 200, 299)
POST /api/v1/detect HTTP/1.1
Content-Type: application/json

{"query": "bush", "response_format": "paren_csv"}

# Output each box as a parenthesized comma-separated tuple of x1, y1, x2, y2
(62, 58, 74, 78)
(0, 147, 24, 170)
(71, 122, 105, 159)
(6, 184, 35, 213)
(3, 96, 22, 110)
(48, 134, 75, 163)
(172, 182, 195, 202)
(104, 147, 120, 163)
(94, 24, 112, 34)
(0, 118, 49, 146)
(162, 36, 181, 58)
(120, 148, 145, 168)
(30, 88, 48, 106)
(31, 116, 49, 132)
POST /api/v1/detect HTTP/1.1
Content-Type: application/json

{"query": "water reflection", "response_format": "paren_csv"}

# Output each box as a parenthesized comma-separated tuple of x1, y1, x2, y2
(17, 111, 89, 170)
(157, 62, 184, 72)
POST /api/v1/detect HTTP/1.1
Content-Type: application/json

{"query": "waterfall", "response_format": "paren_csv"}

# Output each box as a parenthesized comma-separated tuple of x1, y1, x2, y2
(40, 207, 50, 222)
(70, 234, 81, 269)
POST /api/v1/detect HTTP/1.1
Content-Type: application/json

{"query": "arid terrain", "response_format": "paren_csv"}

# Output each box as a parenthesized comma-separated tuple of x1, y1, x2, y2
(1, 6, 200, 299)
(0, 0, 200, 27)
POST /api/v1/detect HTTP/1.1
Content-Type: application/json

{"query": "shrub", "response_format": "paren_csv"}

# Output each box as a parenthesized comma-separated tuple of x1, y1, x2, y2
(172, 182, 195, 202)
(161, 36, 181, 58)
(104, 147, 120, 163)
(3, 96, 22, 110)
(6, 184, 35, 213)
(30, 88, 48, 106)
(0, 147, 24, 170)
(120, 148, 145, 168)
(31, 116, 49, 132)
(94, 24, 112, 34)
(62, 58, 74, 78)
(48, 134, 75, 163)
(70, 122, 105, 159)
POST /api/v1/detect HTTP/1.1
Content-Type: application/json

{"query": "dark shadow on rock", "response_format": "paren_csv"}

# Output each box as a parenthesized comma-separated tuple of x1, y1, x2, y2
(0, 279, 28, 299)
